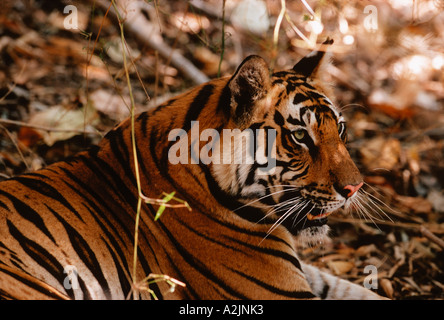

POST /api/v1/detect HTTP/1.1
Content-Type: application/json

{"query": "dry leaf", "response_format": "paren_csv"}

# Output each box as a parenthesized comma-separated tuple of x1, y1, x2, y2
(356, 244, 377, 257)
(18, 126, 43, 148)
(380, 278, 394, 299)
(28, 105, 98, 146)
(90, 89, 131, 120)
(395, 195, 433, 214)
(194, 47, 228, 76)
(360, 136, 401, 172)
(170, 12, 210, 34)
(327, 260, 355, 275)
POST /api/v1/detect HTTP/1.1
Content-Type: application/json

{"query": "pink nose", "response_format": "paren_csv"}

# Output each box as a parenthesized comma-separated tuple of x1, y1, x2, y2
(343, 182, 363, 198)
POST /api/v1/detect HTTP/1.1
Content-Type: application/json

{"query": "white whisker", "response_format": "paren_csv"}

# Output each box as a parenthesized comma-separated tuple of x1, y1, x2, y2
(293, 201, 314, 230)
(255, 196, 304, 225)
(345, 186, 397, 232)
(234, 187, 299, 211)
(260, 199, 309, 243)
(359, 189, 394, 222)
(352, 193, 383, 230)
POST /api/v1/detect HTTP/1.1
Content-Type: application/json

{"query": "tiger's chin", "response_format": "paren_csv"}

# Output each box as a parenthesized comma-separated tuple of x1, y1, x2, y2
(296, 225, 331, 248)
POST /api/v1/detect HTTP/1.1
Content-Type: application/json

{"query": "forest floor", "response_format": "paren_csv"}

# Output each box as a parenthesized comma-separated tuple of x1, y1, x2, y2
(1, 0, 443, 299)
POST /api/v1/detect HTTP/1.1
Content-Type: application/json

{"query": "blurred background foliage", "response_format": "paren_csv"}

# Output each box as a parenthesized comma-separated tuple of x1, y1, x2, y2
(0, 0, 443, 299)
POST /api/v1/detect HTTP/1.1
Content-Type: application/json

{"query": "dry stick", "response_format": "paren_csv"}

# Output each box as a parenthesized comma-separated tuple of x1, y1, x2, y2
(330, 216, 444, 234)
(0, 124, 30, 171)
(109, 0, 143, 299)
(217, 0, 226, 78)
(420, 226, 444, 250)
(93, 0, 210, 85)
(0, 118, 101, 135)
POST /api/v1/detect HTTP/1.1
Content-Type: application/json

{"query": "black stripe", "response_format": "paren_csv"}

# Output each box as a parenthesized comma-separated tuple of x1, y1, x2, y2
(60, 163, 161, 299)
(320, 282, 330, 299)
(301, 83, 316, 91)
(154, 218, 249, 299)
(0, 264, 69, 300)
(0, 198, 9, 210)
(286, 114, 304, 126)
(274, 111, 285, 126)
(108, 126, 138, 189)
(45, 205, 112, 299)
(223, 234, 303, 271)
(12, 175, 84, 222)
(244, 164, 257, 186)
(0, 190, 56, 244)
(150, 98, 177, 118)
(58, 167, 133, 245)
(293, 92, 308, 105)
(182, 84, 215, 132)
(272, 71, 292, 78)
(288, 165, 310, 181)
(6, 220, 76, 299)
(228, 267, 316, 299)
(78, 154, 138, 209)
(101, 239, 134, 299)
(216, 84, 231, 119)
(137, 112, 150, 138)
(80, 202, 131, 270)
(179, 217, 246, 254)
(281, 130, 296, 153)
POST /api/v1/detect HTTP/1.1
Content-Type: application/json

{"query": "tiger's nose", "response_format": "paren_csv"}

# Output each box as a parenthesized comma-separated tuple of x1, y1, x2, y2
(337, 182, 363, 199)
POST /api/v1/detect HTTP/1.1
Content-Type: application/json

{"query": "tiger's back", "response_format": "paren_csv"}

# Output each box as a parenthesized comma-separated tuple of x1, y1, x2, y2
(0, 40, 385, 300)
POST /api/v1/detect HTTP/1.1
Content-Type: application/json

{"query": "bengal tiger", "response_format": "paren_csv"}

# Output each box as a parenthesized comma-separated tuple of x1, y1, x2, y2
(0, 39, 385, 300)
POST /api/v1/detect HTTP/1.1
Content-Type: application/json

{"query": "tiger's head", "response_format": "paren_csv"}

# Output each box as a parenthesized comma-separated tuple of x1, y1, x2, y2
(211, 39, 363, 245)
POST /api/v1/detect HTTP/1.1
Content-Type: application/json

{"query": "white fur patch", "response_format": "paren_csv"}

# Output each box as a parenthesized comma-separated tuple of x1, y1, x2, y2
(296, 225, 331, 247)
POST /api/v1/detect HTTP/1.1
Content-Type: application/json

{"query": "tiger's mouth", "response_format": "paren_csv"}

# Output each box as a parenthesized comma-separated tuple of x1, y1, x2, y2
(306, 211, 333, 221)
(303, 205, 335, 225)
(293, 206, 337, 244)
(286, 205, 339, 236)
(281, 207, 332, 236)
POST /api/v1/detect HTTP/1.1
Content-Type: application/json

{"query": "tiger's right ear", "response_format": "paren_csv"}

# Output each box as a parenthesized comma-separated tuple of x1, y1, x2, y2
(228, 55, 271, 127)
(293, 38, 334, 78)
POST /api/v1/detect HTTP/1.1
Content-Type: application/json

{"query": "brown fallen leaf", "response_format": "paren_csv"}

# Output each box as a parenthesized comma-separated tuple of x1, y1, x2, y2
(28, 105, 98, 146)
(327, 260, 355, 276)
(394, 195, 433, 215)
(355, 244, 377, 257)
(380, 278, 394, 299)
(18, 126, 43, 148)
(359, 136, 401, 172)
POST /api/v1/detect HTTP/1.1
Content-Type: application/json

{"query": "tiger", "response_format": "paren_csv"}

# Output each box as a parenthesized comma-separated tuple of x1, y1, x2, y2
(0, 39, 385, 300)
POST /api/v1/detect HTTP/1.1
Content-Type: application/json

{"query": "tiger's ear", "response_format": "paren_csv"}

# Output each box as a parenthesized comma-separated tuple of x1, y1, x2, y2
(228, 55, 271, 127)
(293, 38, 334, 78)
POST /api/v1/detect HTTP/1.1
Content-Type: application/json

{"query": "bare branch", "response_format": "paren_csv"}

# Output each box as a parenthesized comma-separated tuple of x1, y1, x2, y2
(93, 0, 210, 85)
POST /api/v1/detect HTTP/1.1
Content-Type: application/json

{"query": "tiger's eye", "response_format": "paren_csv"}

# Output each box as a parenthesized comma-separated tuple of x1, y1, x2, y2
(293, 130, 305, 141)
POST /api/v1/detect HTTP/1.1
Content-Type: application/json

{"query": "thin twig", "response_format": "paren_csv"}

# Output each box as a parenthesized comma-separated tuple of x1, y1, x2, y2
(0, 118, 102, 135)
(109, 0, 142, 298)
(273, 0, 286, 53)
(300, 0, 316, 18)
(330, 216, 444, 234)
(217, 0, 226, 78)
(420, 226, 444, 250)
(0, 62, 27, 103)
(0, 124, 30, 171)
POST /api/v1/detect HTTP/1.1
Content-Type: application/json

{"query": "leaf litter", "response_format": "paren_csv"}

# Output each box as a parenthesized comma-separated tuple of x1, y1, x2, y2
(0, 0, 443, 299)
